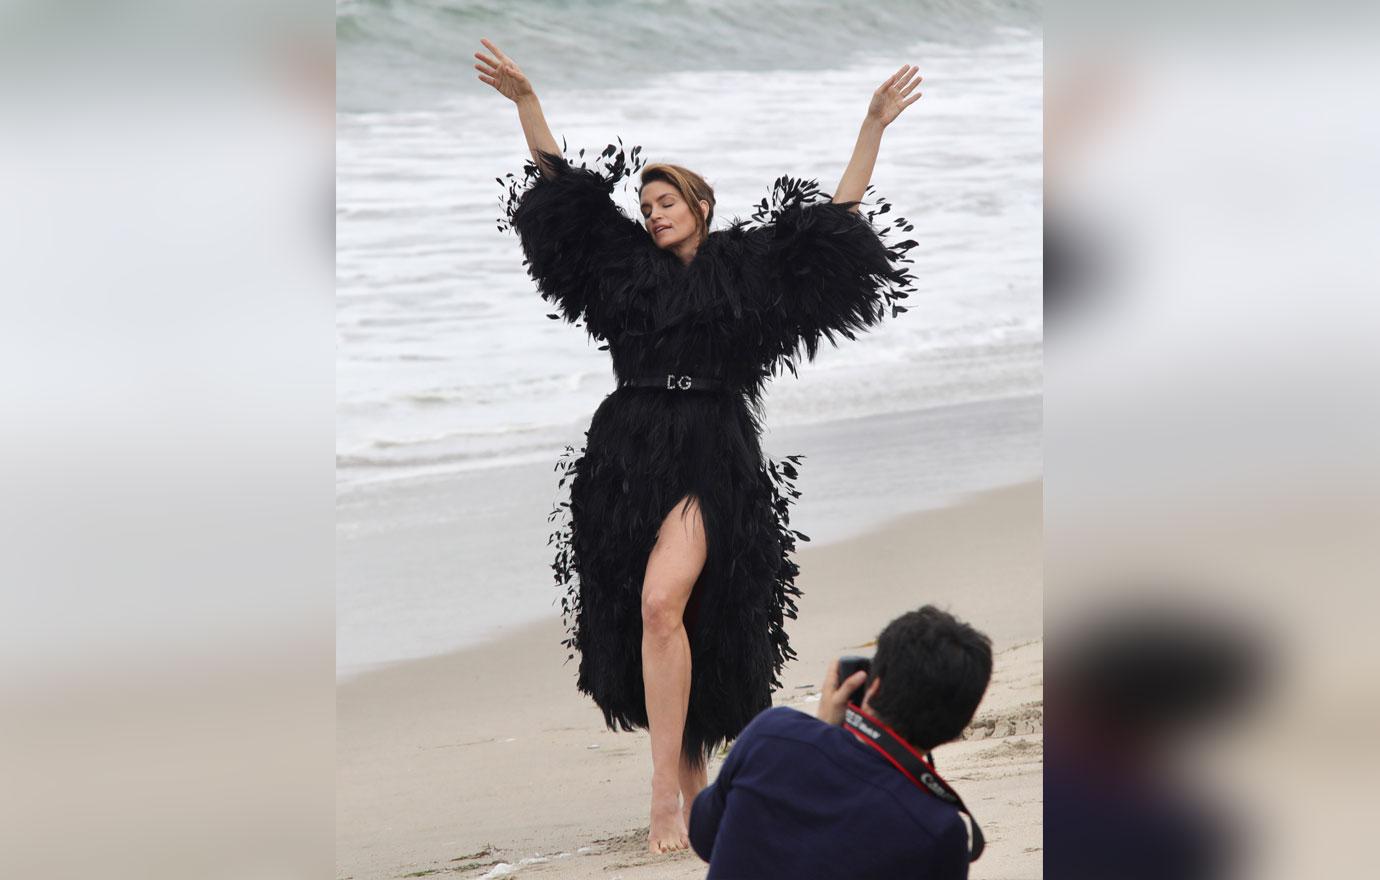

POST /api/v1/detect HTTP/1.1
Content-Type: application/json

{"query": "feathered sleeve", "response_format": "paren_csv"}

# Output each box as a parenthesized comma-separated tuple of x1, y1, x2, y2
(729, 175, 918, 371)
(497, 140, 653, 340)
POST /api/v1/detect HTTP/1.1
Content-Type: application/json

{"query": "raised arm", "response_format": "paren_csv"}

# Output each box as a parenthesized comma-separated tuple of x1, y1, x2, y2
(833, 64, 924, 212)
(720, 59, 924, 367)
(480, 39, 655, 340)
(474, 37, 562, 177)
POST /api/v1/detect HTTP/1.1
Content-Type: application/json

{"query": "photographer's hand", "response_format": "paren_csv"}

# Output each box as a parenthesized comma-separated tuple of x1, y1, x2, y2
(816, 658, 868, 726)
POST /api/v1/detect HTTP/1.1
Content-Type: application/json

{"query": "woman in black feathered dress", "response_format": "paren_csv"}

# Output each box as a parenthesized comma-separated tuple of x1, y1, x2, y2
(477, 38, 923, 853)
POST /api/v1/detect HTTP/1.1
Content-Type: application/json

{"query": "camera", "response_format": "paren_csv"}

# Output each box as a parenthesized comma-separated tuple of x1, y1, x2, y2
(836, 655, 872, 711)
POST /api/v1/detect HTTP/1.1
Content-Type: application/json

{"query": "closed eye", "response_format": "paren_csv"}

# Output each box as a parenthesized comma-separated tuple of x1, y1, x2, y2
(641, 198, 675, 217)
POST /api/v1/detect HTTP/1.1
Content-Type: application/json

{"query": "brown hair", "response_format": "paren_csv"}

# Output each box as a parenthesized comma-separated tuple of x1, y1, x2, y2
(639, 163, 716, 245)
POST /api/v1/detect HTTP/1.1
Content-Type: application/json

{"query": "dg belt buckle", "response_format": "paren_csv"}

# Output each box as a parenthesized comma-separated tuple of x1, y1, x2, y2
(666, 373, 694, 390)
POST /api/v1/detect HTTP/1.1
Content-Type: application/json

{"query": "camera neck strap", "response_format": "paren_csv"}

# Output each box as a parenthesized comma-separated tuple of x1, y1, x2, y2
(843, 704, 985, 862)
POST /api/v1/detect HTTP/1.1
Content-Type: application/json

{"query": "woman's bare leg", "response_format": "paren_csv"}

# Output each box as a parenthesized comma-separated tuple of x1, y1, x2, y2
(642, 495, 706, 854)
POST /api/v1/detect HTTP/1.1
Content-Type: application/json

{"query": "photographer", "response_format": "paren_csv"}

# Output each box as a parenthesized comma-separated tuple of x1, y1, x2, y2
(688, 606, 993, 879)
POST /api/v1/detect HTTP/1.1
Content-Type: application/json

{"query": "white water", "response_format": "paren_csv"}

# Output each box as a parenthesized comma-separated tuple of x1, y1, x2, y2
(337, 35, 1042, 488)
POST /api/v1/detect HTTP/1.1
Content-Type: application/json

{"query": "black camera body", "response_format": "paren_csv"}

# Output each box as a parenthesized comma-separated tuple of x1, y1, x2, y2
(836, 655, 873, 711)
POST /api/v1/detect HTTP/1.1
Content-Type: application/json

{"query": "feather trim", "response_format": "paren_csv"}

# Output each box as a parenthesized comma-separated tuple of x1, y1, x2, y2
(498, 139, 655, 340)
(724, 174, 918, 375)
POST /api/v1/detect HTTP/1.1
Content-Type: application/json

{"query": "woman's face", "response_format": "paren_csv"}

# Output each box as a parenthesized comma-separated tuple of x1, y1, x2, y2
(639, 180, 705, 252)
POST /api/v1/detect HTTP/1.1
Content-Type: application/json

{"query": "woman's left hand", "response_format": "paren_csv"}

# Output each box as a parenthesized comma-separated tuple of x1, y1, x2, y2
(867, 64, 923, 127)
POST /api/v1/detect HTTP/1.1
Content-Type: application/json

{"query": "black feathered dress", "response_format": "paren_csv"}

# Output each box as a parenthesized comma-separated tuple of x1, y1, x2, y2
(497, 141, 916, 768)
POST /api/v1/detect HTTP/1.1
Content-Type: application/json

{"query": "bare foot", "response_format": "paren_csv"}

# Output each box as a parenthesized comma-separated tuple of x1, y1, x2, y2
(648, 791, 690, 854)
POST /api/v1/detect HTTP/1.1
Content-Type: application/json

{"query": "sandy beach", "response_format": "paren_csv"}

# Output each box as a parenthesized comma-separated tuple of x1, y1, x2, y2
(337, 480, 1042, 880)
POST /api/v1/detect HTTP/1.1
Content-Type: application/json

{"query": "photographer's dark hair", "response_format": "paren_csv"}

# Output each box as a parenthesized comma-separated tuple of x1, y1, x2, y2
(869, 605, 993, 750)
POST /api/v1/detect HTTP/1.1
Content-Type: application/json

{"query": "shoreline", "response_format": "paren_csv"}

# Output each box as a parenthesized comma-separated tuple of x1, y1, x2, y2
(337, 480, 1043, 879)
(335, 391, 1041, 497)
(337, 393, 1042, 681)
(337, 472, 1037, 688)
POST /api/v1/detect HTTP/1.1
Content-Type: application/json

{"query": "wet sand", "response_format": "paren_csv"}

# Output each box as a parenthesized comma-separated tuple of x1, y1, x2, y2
(337, 480, 1042, 879)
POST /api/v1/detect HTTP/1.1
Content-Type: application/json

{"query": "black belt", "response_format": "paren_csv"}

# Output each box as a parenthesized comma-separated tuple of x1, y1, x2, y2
(621, 374, 726, 392)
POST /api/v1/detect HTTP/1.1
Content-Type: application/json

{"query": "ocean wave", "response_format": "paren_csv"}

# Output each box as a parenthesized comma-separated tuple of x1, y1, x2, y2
(338, 0, 1041, 111)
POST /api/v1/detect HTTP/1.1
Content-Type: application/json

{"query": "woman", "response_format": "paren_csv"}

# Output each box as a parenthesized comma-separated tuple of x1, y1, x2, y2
(476, 38, 922, 853)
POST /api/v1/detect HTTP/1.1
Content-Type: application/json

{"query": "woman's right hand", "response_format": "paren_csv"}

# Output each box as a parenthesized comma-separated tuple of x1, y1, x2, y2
(475, 38, 535, 103)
